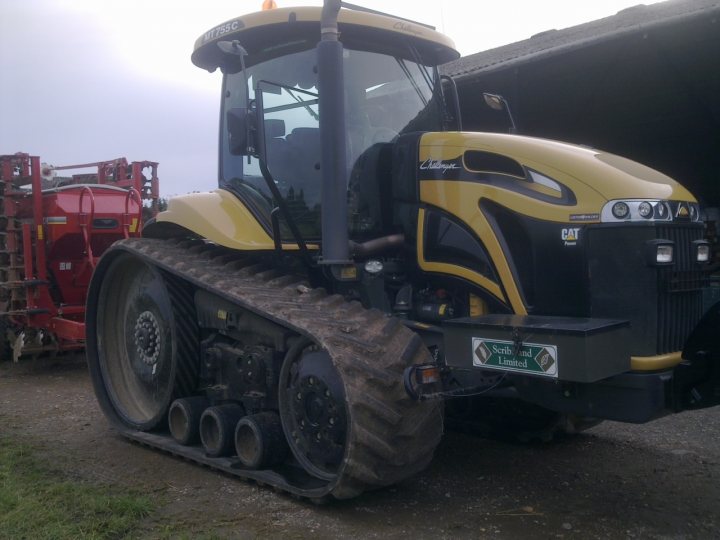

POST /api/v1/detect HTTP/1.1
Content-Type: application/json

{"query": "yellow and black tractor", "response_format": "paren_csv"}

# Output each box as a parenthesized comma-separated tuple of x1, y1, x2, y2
(86, 1, 720, 500)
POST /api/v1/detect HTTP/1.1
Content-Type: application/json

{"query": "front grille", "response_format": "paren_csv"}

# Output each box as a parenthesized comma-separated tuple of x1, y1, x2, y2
(656, 225, 706, 354)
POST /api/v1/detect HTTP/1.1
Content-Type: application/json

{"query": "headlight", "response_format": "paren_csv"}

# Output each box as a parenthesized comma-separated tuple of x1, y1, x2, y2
(364, 260, 384, 274)
(612, 202, 630, 219)
(638, 202, 653, 218)
(601, 200, 692, 222)
(690, 203, 700, 222)
(646, 240, 674, 266)
(693, 240, 710, 263)
(654, 202, 668, 220)
(656, 244, 673, 264)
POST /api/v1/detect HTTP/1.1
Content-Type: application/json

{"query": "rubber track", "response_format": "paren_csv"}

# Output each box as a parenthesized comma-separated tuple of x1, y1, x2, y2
(99, 238, 444, 500)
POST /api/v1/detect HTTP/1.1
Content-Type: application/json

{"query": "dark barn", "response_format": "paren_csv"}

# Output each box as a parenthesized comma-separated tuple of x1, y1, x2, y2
(443, 0, 720, 209)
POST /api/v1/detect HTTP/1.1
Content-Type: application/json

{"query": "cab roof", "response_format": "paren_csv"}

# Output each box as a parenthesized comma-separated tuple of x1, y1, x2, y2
(192, 6, 459, 72)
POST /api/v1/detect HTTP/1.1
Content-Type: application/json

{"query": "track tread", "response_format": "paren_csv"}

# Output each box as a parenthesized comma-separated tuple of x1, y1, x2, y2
(91, 238, 443, 500)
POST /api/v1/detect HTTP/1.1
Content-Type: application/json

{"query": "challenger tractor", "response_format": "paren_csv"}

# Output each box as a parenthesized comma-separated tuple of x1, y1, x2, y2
(86, 1, 720, 500)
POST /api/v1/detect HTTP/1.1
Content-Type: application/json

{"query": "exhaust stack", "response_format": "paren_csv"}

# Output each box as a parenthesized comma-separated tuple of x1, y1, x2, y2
(318, 0, 350, 264)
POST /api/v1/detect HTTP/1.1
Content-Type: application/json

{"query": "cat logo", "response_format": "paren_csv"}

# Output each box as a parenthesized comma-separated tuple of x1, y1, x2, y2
(676, 203, 689, 219)
(561, 227, 580, 246)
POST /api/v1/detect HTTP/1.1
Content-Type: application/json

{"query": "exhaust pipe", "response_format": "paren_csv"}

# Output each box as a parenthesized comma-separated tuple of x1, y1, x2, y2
(318, 0, 350, 265)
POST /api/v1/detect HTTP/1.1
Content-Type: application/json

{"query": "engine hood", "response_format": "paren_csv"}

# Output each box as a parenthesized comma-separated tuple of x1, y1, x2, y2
(418, 132, 696, 204)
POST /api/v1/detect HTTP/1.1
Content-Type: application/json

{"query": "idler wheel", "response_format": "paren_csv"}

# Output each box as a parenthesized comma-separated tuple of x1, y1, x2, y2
(92, 253, 197, 430)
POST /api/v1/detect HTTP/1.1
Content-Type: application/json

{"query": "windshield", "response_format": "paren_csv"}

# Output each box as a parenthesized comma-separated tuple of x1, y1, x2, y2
(220, 46, 442, 240)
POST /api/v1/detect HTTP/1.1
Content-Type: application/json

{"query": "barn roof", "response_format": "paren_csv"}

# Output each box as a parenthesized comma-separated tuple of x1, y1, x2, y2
(443, 0, 720, 79)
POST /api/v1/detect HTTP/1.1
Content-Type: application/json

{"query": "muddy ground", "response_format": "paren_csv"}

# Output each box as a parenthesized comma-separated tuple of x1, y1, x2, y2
(1, 356, 718, 539)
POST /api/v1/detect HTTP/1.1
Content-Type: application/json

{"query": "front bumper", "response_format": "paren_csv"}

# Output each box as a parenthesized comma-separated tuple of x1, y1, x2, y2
(512, 355, 720, 423)
(435, 313, 720, 423)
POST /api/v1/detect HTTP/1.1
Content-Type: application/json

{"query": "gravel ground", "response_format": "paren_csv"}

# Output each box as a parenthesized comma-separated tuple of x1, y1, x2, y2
(1, 356, 718, 539)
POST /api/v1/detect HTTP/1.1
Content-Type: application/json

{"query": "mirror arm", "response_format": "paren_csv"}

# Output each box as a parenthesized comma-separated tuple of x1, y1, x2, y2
(483, 92, 518, 134)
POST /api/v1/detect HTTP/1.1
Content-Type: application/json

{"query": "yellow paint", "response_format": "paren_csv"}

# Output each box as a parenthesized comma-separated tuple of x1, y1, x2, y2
(157, 189, 315, 251)
(417, 206, 525, 313)
(469, 293, 487, 317)
(419, 133, 696, 218)
(37, 225, 44, 240)
(340, 266, 358, 280)
(631, 351, 683, 371)
(217, 309, 227, 320)
(416, 208, 520, 311)
(193, 7, 457, 70)
(129, 217, 138, 233)
(417, 132, 698, 315)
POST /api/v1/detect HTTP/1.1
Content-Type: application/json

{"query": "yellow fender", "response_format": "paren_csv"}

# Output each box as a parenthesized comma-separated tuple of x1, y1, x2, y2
(149, 189, 276, 250)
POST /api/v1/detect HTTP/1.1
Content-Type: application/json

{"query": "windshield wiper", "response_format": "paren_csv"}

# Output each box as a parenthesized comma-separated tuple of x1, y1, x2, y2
(395, 58, 428, 106)
(407, 44, 434, 93)
(286, 88, 320, 121)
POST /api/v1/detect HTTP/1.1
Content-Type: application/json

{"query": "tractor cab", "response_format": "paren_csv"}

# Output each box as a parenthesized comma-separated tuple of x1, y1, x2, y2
(191, 6, 459, 244)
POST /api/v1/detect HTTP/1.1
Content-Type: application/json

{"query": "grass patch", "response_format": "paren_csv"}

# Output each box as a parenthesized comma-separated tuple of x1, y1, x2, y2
(0, 435, 153, 539)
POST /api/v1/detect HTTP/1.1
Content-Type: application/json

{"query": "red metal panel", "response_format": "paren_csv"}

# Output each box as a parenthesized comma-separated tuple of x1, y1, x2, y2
(49, 317, 85, 342)
(0, 152, 160, 357)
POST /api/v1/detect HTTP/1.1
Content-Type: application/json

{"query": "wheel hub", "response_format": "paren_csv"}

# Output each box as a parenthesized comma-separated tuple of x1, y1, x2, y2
(280, 347, 348, 480)
(134, 310, 160, 365)
(295, 376, 339, 433)
(290, 374, 345, 467)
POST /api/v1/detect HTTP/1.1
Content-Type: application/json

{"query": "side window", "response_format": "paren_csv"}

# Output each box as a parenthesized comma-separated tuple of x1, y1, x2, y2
(220, 48, 323, 240)
(256, 81, 320, 203)
(256, 81, 322, 239)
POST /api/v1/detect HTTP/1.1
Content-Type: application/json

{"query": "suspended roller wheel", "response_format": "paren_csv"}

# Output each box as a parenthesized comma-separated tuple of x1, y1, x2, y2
(86, 238, 443, 500)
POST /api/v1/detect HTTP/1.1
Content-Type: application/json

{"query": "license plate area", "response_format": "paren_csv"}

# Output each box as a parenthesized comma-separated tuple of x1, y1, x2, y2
(444, 315, 630, 383)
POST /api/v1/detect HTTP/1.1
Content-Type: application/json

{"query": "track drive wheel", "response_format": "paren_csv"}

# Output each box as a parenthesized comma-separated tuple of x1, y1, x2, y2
(88, 251, 197, 430)
(279, 341, 348, 481)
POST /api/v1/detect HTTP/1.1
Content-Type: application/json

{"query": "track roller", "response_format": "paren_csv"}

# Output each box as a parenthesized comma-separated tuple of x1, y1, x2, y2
(169, 396, 209, 445)
(200, 404, 245, 457)
(234, 412, 289, 469)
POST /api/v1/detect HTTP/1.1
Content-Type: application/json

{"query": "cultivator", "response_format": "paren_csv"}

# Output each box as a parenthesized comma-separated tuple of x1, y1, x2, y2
(0, 152, 159, 361)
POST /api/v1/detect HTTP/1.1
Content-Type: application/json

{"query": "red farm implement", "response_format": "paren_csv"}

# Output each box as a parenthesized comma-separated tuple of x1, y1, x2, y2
(0, 152, 159, 361)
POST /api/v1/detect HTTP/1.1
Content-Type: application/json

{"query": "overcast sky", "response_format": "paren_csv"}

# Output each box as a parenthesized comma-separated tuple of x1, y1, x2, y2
(0, 0, 662, 196)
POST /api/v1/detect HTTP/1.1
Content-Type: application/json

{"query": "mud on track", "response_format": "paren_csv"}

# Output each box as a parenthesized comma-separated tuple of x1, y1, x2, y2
(1, 356, 718, 539)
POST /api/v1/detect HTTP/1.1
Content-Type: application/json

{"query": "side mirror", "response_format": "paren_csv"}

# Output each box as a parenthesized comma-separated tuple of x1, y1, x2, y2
(226, 107, 255, 156)
(482, 93, 518, 134)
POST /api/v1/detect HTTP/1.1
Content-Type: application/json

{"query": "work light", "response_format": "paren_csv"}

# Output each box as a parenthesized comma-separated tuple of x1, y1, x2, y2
(694, 240, 710, 263)
(646, 240, 674, 266)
